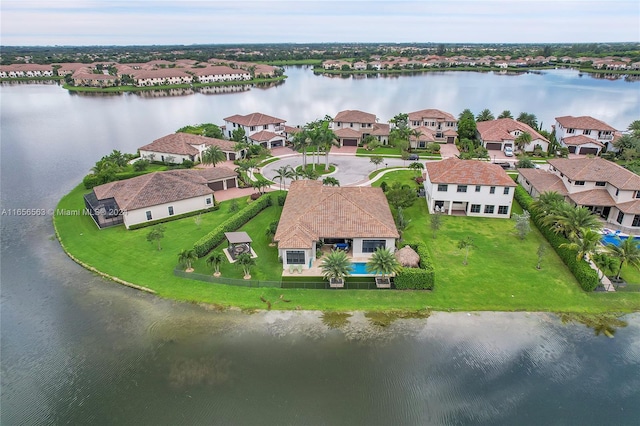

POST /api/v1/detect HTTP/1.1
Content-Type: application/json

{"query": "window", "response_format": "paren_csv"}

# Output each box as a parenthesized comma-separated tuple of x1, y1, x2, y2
(633, 215, 640, 227)
(457, 185, 467, 193)
(286, 251, 305, 265)
(636, 191, 640, 199)
(575, 181, 585, 186)
(475, 185, 481, 192)
(484, 205, 495, 214)
(436, 132, 443, 139)
(567, 128, 575, 134)
(616, 188, 619, 196)
(418, 141, 426, 148)
(146, 211, 152, 220)
(362, 240, 386, 253)
(490, 186, 495, 194)
(596, 181, 606, 187)
(437, 184, 448, 192)
(206, 198, 212, 205)
(250, 126, 256, 131)
(168, 206, 174, 216)
(617, 211, 624, 224)
(337, 122, 341, 127)
(503, 187, 510, 195)
(263, 125, 268, 130)
(470, 204, 481, 213)
(583, 130, 590, 135)
(350, 123, 353, 128)
(498, 205, 509, 215)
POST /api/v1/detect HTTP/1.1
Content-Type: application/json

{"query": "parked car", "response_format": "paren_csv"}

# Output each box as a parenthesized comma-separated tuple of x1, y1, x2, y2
(504, 146, 514, 157)
(408, 153, 419, 160)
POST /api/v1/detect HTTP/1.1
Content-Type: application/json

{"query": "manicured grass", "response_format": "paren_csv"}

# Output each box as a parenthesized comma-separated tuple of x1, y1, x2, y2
(55, 180, 640, 313)
(370, 170, 421, 188)
(296, 164, 335, 175)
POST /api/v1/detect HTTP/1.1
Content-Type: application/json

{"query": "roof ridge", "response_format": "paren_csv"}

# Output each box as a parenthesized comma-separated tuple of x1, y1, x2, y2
(331, 190, 398, 234)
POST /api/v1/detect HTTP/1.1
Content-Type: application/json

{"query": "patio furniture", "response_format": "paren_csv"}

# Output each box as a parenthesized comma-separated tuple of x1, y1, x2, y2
(289, 265, 295, 274)
(329, 278, 344, 288)
(297, 264, 303, 273)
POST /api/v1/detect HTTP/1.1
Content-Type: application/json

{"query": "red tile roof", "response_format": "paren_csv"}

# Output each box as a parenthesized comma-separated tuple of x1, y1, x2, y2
(274, 180, 399, 249)
(562, 135, 604, 147)
(371, 123, 390, 136)
(426, 158, 517, 187)
(567, 189, 615, 207)
(477, 118, 549, 143)
(224, 112, 285, 127)
(334, 128, 362, 138)
(548, 158, 640, 190)
(248, 130, 280, 142)
(334, 110, 377, 123)
(139, 133, 236, 156)
(407, 108, 456, 122)
(517, 169, 568, 196)
(616, 199, 640, 215)
(555, 116, 616, 131)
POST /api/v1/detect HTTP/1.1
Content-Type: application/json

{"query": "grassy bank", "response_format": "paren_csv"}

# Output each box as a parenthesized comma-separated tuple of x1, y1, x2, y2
(54, 180, 640, 313)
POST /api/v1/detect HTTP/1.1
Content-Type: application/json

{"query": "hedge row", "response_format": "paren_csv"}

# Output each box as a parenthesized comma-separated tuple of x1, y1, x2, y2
(394, 242, 435, 290)
(514, 186, 599, 291)
(83, 170, 153, 189)
(128, 206, 219, 230)
(193, 194, 272, 257)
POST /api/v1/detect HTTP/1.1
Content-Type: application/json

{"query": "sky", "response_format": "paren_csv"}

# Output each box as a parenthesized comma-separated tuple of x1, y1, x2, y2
(1, 1, 638, 46)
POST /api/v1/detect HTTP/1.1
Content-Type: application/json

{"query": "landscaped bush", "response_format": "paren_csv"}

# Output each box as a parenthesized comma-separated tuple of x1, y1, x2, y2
(394, 242, 435, 290)
(128, 206, 219, 230)
(277, 193, 287, 206)
(514, 186, 599, 291)
(193, 194, 272, 257)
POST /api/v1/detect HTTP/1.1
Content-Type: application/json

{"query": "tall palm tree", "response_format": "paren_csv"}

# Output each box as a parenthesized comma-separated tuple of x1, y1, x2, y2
(273, 165, 293, 190)
(201, 145, 226, 167)
(476, 108, 495, 122)
(178, 249, 197, 272)
(530, 191, 565, 214)
(553, 206, 602, 240)
(206, 251, 224, 277)
(366, 247, 402, 280)
(514, 132, 532, 152)
(560, 228, 602, 261)
(320, 250, 352, 285)
(291, 132, 310, 167)
(235, 252, 255, 278)
(605, 237, 640, 281)
(408, 128, 422, 151)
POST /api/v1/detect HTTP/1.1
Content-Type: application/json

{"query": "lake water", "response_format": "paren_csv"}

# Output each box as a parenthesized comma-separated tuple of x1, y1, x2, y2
(2, 67, 640, 425)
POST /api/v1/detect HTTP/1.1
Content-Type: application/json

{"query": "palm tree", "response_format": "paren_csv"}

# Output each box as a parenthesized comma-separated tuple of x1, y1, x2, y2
(551, 205, 602, 240)
(206, 251, 224, 277)
(560, 228, 602, 261)
(498, 110, 513, 119)
(178, 249, 197, 272)
(251, 177, 271, 194)
(273, 165, 293, 190)
(457, 236, 475, 265)
(291, 134, 311, 168)
(320, 250, 352, 286)
(366, 247, 401, 283)
(530, 191, 565, 215)
(517, 112, 539, 130)
(605, 237, 640, 281)
(235, 252, 255, 279)
(514, 132, 532, 152)
(322, 176, 340, 186)
(408, 161, 424, 175)
(201, 145, 226, 167)
(265, 220, 278, 246)
(408, 128, 422, 151)
(476, 108, 495, 122)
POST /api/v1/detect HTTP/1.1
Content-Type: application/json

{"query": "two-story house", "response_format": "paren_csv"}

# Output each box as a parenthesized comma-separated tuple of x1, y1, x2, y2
(138, 133, 244, 164)
(331, 110, 388, 146)
(424, 158, 516, 217)
(191, 66, 251, 83)
(554, 116, 616, 154)
(406, 109, 458, 145)
(223, 112, 287, 148)
(518, 157, 640, 234)
(477, 118, 549, 154)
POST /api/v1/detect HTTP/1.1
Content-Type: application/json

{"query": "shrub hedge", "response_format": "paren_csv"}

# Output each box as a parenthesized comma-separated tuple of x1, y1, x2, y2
(128, 206, 219, 230)
(193, 194, 272, 257)
(394, 242, 435, 290)
(514, 186, 599, 291)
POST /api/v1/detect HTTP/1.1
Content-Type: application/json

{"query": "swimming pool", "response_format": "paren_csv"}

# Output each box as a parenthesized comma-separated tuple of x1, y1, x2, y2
(351, 262, 371, 275)
(601, 234, 640, 247)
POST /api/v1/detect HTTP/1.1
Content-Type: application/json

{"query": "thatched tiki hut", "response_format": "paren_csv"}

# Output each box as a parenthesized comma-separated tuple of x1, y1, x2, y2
(395, 245, 420, 268)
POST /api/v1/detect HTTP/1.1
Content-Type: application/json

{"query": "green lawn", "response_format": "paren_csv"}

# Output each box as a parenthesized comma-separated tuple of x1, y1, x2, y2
(295, 164, 335, 175)
(55, 180, 640, 313)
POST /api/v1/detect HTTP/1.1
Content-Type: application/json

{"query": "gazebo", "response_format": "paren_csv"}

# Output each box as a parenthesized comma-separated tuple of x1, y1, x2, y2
(395, 245, 420, 268)
(224, 232, 253, 260)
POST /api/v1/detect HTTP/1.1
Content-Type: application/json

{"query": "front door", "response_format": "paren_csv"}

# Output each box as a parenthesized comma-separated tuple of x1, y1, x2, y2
(602, 206, 611, 219)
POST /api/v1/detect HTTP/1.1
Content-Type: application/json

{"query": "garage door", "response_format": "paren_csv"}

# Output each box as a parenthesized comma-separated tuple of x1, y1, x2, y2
(209, 181, 224, 191)
(271, 140, 283, 148)
(226, 178, 236, 188)
(580, 147, 599, 155)
(485, 142, 502, 150)
(447, 136, 455, 144)
(343, 139, 358, 146)
(568, 146, 577, 154)
(228, 152, 236, 161)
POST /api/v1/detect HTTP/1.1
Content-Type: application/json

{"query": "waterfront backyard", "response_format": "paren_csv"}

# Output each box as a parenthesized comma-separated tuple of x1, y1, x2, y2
(55, 179, 640, 313)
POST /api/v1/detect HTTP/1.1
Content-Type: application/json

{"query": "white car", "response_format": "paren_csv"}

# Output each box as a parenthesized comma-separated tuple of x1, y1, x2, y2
(504, 146, 514, 157)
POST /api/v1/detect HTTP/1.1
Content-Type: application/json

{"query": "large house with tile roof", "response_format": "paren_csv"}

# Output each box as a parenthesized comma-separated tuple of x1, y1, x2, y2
(138, 133, 243, 164)
(274, 180, 399, 270)
(331, 110, 389, 146)
(223, 112, 287, 148)
(85, 168, 238, 229)
(517, 157, 640, 233)
(407, 109, 458, 145)
(424, 158, 516, 217)
(190, 65, 250, 83)
(554, 116, 616, 155)
(477, 118, 549, 154)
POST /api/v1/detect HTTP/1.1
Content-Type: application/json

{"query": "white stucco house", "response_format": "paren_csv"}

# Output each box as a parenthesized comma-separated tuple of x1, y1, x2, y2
(406, 108, 458, 144)
(223, 112, 287, 144)
(476, 118, 549, 154)
(138, 133, 243, 164)
(191, 65, 251, 83)
(85, 168, 238, 229)
(274, 180, 399, 271)
(554, 116, 616, 154)
(424, 158, 517, 217)
(518, 157, 640, 234)
(331, 110, 389, 146)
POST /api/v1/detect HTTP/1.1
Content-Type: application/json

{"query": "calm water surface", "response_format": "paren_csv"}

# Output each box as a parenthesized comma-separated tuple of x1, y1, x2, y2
(1, 68, 640, 425)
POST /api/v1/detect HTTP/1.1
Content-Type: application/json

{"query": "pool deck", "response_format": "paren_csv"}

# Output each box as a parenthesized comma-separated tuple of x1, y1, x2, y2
(282, 247, 375, 278)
